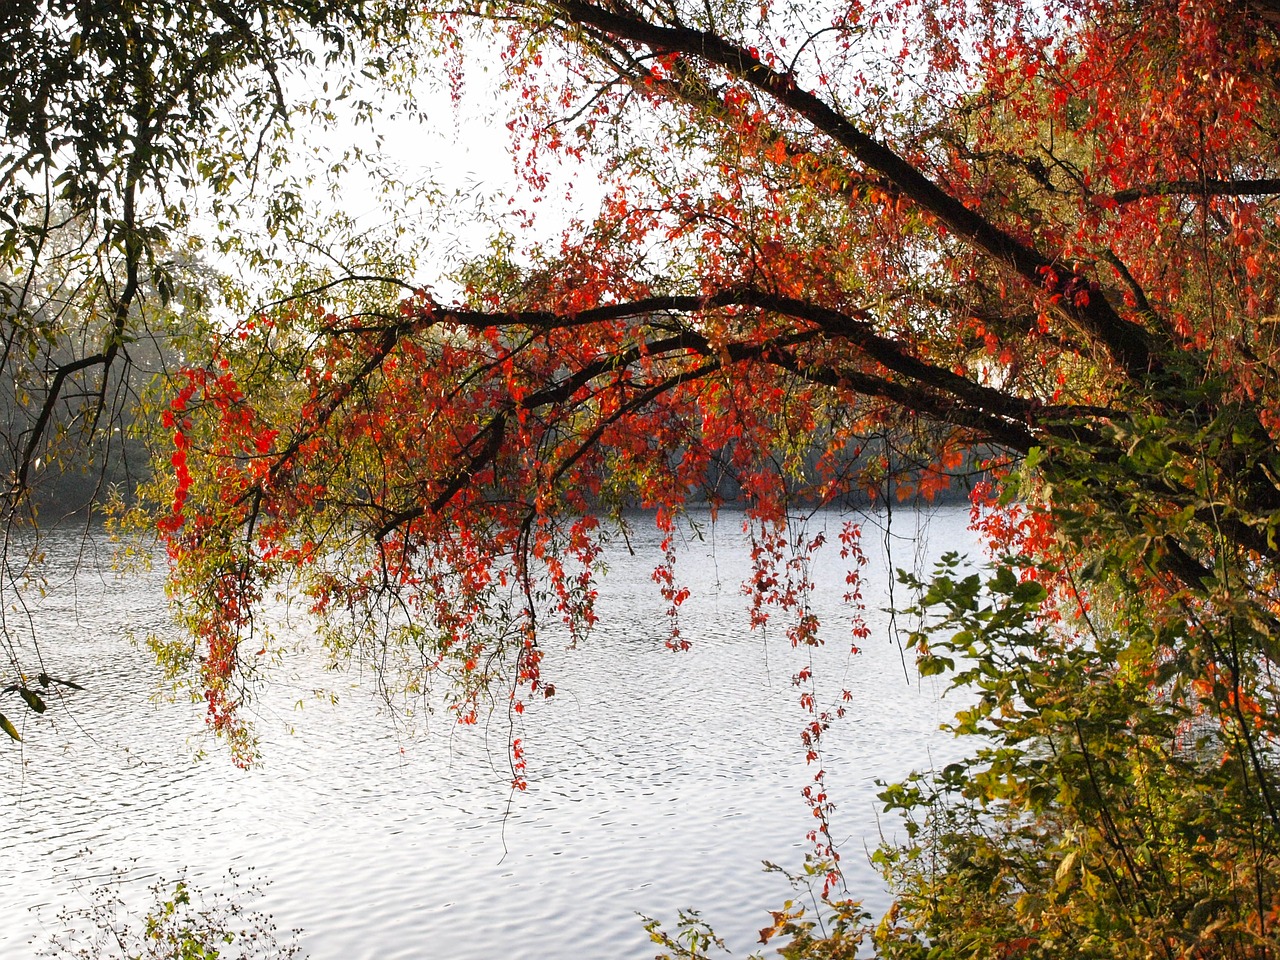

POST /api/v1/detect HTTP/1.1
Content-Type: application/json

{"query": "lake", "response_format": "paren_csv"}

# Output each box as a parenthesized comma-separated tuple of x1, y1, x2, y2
(1, 506, 978, 958)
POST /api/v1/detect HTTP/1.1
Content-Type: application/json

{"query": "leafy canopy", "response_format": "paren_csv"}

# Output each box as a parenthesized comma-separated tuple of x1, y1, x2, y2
(0, 0, 434, 736)
(10, 0, 1280, 954)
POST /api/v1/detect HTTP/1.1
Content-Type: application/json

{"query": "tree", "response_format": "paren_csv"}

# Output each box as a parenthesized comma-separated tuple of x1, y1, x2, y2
(0, 0, 432, 738)
(53, 0, 1280, 953)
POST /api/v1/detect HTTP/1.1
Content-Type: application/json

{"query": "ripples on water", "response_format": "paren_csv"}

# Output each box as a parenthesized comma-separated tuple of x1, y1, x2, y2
(1, 507, 979, 958)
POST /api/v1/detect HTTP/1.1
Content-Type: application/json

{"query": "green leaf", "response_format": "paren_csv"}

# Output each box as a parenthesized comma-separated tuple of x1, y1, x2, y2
(37, 672, 84, 691)
(18, 688, 46, 713)
(0, 712, 19, 741)
(1012, 580, 1048, 606)
(992, 565, 1018, 595)
(918, 655, 955, 677)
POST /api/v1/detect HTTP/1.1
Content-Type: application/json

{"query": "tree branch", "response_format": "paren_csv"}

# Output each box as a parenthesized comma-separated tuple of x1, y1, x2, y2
(1113, 178, 1280, 204)
(546, 0, 1165, 385)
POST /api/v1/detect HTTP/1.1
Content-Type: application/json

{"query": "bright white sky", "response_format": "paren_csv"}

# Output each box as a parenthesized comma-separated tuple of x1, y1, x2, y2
(253, 42, 610, 306)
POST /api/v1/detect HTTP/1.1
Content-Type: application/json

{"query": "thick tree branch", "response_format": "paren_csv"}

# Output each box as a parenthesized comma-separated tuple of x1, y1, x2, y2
(12, 352, 110, 499)
(1114, 178, 1280, 204)
(546, 0, 1165, 385)
(353, 298, 1106, 542)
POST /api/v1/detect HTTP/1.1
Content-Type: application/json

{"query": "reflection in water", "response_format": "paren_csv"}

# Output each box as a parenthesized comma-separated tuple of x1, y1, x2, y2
(1, 507, 978, 959)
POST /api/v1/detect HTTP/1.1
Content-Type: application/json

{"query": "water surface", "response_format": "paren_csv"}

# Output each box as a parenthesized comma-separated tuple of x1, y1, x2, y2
(1, 507, 978, 958)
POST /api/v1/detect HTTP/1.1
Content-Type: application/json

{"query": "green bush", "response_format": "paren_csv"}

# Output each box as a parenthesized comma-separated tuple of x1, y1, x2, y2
(873, 555, 1280, 960)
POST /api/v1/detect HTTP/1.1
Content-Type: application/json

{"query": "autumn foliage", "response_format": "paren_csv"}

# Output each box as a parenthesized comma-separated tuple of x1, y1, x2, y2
(133, 0, 1280, 954)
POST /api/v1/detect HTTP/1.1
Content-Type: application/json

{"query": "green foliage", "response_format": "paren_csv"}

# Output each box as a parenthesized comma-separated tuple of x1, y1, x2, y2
(873, 555, 1280, 960)
(0, 0, 425, 514)
(644, 909, 731, 959)
(644, 857, 871, 959)
(0, 0, 435, 744)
